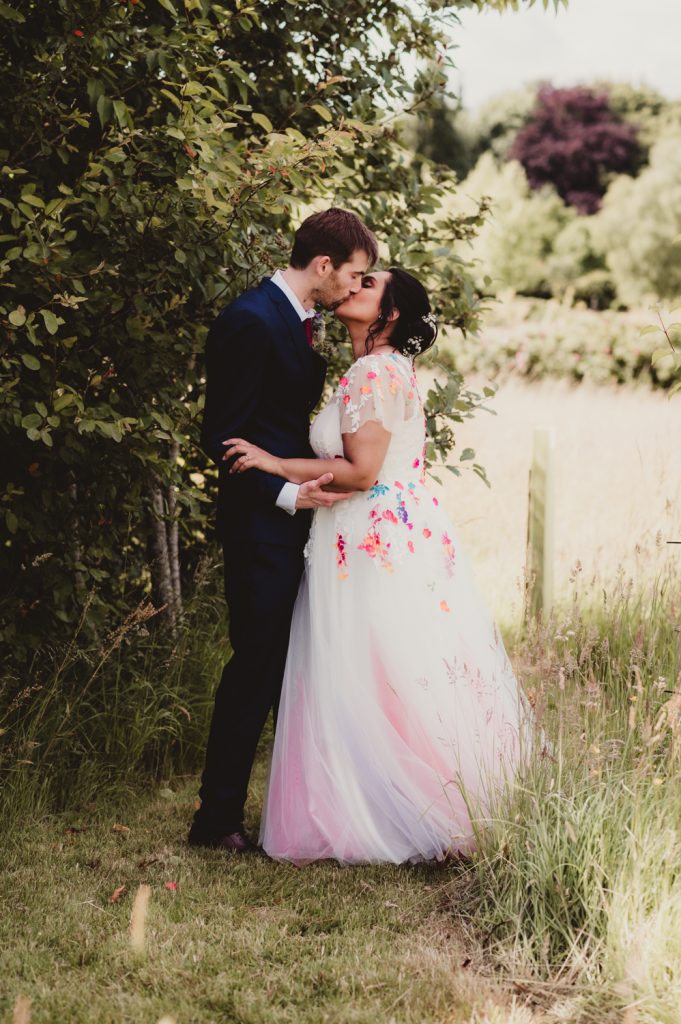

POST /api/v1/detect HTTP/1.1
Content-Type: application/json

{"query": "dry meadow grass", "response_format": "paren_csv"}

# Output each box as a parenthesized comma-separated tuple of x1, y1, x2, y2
(432, 376, 681, 623)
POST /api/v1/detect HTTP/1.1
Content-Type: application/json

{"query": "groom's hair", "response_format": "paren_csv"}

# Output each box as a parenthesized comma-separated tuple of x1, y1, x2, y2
(290, 208, 378, 270)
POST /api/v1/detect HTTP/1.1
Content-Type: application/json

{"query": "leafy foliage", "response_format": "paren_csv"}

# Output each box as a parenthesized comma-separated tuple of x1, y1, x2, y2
(443, 295, 679, 389)
(449, 153, 572, 296)
(594, 129, 681, 306)
(3, 0, 549, 665)
(509, 86, 641, 213)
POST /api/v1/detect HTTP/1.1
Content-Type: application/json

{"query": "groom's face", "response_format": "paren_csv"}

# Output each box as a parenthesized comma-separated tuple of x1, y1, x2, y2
(313, 249, 370, 310)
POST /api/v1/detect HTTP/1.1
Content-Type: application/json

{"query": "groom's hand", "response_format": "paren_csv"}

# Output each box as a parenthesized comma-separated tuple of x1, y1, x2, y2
(295, 473, 352, 509)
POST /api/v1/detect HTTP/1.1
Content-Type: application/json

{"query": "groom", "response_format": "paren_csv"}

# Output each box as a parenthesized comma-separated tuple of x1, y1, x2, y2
(189, 208, 378, 851)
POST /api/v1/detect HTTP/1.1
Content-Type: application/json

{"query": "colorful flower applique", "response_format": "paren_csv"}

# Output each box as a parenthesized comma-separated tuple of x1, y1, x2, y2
(369, 482, 390, 499)
(336, 533, 348, 581)
(442, 532, 456, 577)
(358, 527, 393, 572)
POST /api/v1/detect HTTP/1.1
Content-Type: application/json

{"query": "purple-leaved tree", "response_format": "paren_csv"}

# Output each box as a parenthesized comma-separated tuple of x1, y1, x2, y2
(510, 86, 641, 214)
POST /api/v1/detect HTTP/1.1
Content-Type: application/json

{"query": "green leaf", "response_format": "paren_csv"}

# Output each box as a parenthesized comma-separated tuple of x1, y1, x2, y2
(0, 2, 25, 23)
(53, 392, 76, 412)
(20, 192, 44, 208)
(5, 510, 18, 534)
(21, 354, 40, 371)
(22, 413, 42, 428)
(97, 94, 113, 128)
(252, 112, 273, 132)
(156, 0, 177, 14)
(459, 448, 475, 462)
(113, 100, 129, 128)
(9, 306, 26, 326)
(41, 309, 59, 335)
(311, 103, 333, 122)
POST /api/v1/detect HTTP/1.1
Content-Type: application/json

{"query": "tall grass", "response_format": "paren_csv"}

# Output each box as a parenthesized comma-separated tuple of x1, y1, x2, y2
(0, 555, 229, 822)
(463, 573, 681, 1022)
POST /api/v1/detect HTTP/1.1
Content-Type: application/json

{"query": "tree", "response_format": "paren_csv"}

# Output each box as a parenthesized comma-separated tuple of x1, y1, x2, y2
(468, 83, 540, 165)
(0, 0, 566, 664)
(594, 129, 681, 306)
(409, 97, 473, 178)
(452, 153, 572, 296)
(509, 86, 641, 214)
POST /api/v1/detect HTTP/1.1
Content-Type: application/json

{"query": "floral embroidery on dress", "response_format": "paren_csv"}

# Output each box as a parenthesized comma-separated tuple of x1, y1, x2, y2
(358, 526, 393, 572)
(442, 532, 456, 578)
(336, 352, 419, 435)
(336, 533, 348, 581)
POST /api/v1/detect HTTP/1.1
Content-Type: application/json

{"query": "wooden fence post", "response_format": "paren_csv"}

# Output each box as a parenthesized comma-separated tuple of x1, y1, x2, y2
(525, 427, 555, 622)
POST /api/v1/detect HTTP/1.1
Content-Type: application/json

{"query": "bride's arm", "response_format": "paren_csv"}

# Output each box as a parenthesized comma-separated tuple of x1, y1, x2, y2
(223, 421, 391, 492)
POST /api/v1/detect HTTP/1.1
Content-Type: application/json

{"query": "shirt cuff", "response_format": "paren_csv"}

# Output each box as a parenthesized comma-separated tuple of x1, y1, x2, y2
(275, 482, 299, 516)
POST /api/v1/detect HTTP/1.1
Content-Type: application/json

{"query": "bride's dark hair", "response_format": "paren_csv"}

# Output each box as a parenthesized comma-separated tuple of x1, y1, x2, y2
(365, 266, 438, 358)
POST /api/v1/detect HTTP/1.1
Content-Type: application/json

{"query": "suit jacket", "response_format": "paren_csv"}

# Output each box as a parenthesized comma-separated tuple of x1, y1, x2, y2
(200, 277, 327, 548)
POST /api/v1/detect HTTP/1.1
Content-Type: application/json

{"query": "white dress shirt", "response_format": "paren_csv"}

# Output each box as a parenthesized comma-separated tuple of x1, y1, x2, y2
(270, 271, 316, 516)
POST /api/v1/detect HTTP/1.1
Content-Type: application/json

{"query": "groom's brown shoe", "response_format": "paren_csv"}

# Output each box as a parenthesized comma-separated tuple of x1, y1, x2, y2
(187, 825, 263, 854)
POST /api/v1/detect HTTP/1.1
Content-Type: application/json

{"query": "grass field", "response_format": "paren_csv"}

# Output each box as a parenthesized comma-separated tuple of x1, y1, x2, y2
(435, 376, 681, 624)
(1, 754, 523, 1024)
(3, 378, 680, 1023)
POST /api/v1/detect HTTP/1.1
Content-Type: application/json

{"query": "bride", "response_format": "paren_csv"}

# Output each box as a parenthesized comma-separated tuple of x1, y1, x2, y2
(223, 267, 534, 865)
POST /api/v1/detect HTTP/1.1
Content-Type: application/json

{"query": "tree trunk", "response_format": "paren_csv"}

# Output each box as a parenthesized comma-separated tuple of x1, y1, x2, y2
(149, 477, 176, 629)
(167, 440, 182, 620)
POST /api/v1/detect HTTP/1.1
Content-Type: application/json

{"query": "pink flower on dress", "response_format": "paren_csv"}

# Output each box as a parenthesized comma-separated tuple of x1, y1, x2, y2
(440, 600, 450, 613)
(413, 458, 420, 468)
(339, 377, 348, 386)
(423, 528, 432, 539)
(367, 371, 377, 379)
(343, 394, 351, 405)
(408, 541, 414, 553)
(336, 533, 348, 580)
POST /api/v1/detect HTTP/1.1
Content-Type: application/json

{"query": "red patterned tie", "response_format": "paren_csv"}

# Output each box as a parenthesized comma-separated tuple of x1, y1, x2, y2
(305, 318, 313, 347)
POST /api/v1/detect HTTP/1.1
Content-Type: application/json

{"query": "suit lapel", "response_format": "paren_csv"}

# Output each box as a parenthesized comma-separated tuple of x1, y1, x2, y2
(261, 277, 311, 371)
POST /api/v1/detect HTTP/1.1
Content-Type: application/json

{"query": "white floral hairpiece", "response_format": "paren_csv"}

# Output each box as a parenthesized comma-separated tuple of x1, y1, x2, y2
(402, 312, 437, 358)
(403, 335, 423, 358)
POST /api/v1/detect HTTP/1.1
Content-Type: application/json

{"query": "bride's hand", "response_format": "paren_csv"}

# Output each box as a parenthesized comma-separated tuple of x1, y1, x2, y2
(222, 438, 282, 476)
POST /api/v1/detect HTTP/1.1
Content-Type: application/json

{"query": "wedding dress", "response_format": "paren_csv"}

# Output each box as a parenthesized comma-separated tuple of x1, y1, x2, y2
(260, 351, 533, 864)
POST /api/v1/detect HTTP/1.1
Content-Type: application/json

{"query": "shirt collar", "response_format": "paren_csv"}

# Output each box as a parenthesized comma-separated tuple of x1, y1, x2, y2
(271, 269, 315, 321)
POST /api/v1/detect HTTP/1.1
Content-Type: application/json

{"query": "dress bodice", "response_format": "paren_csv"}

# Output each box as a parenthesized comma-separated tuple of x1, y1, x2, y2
(309, 351, 426, 487)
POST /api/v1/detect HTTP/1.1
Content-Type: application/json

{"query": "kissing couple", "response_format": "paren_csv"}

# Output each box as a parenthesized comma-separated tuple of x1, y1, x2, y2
(189, 208, 533, 864)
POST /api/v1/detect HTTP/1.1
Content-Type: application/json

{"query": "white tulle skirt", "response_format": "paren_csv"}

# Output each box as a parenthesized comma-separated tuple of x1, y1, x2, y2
(260, 488, 533, 865)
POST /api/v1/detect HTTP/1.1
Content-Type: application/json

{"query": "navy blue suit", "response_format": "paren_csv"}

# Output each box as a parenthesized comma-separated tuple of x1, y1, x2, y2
(193, 278, 327, 837)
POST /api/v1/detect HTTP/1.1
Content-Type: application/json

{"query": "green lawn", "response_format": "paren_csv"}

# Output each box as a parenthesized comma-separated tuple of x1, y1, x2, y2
(1, 756, 519, 1024)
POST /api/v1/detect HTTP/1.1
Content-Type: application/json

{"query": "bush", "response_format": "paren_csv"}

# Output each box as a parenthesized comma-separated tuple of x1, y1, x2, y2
(509, 86, 641, 214)
(441, 295, 677, 389)
(573, 269, 619, 310)
(595, 130, 681, 305)
(455, 154, 572, 297)
(545, 217, 608, 302)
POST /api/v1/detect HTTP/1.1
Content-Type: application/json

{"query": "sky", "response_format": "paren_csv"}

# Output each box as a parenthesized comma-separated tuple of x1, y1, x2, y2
(449, 0, 681, 111)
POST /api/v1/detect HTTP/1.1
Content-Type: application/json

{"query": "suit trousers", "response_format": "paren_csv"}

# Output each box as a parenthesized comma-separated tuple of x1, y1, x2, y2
(193, 539, 305, 835)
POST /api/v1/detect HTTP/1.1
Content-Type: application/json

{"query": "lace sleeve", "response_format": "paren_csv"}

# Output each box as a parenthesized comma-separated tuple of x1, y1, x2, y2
(338, 354, 418, 435)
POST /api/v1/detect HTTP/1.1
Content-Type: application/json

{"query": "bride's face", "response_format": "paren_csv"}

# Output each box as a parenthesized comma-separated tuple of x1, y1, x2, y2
(335, 270, 391, 325)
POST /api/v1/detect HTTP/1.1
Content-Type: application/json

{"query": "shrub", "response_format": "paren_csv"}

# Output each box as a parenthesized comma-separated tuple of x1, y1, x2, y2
(510, 86, 641, 214)
(595, 130, 681, 305)
(456, 154, 572, 296)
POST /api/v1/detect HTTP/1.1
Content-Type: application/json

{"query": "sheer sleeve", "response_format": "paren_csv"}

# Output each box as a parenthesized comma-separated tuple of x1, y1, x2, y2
(337, 354, 418, 435)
